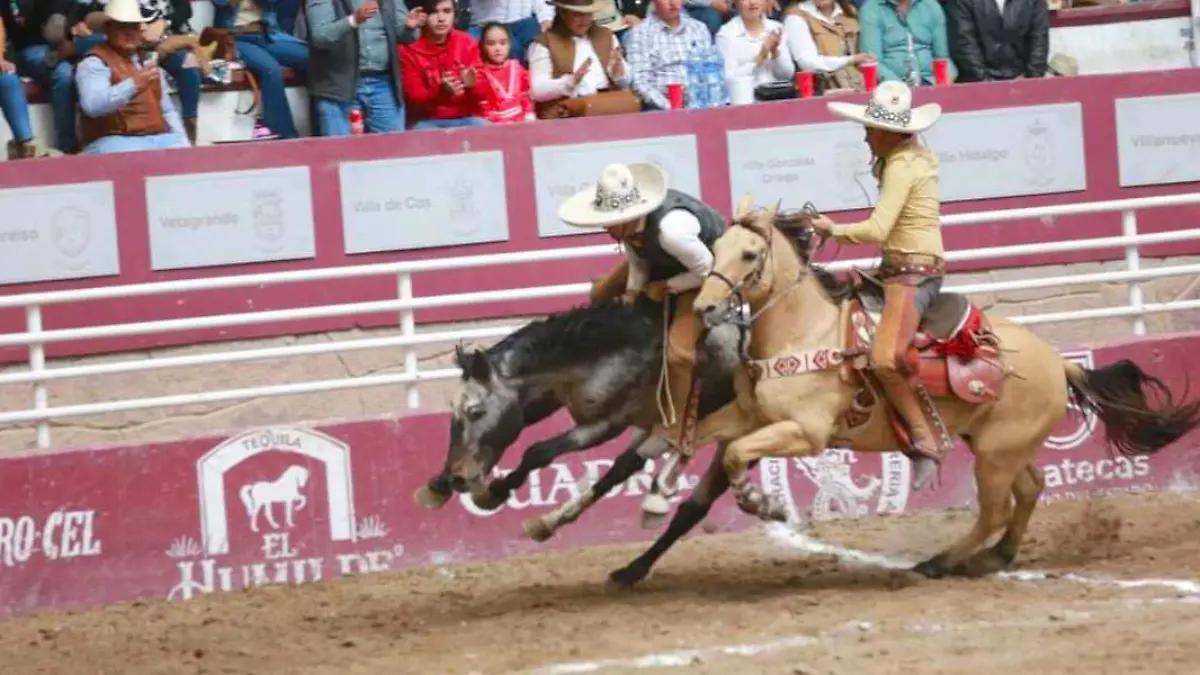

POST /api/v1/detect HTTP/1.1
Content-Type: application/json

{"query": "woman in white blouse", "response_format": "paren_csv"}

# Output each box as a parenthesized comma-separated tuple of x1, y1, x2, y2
(525, 0, 634, 117)
(716, 0, 795, 106)
(780, 0, 875, 89)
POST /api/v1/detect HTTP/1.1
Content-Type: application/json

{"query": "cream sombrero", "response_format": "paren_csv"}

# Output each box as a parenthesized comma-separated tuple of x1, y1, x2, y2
(558, 162, 668, 229)
(827, 81, 942, 134)
(547, 0, 610, 14)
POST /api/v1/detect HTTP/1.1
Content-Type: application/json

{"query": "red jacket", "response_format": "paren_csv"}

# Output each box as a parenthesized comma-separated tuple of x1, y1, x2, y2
(399, 31, 490, 124)
(478, 60, 533, 124)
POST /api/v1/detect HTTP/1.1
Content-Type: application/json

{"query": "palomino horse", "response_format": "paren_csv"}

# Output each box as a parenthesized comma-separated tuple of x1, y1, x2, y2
(683, 196, 1200, 578)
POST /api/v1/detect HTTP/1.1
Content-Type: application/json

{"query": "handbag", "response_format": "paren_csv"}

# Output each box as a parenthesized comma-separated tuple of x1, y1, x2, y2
(536, 88, 643, 119)
(753, 80, 796, 102)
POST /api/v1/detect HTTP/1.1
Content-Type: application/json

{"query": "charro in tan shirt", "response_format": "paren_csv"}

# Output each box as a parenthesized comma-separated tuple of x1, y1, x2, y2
(831, 142, 945, 259)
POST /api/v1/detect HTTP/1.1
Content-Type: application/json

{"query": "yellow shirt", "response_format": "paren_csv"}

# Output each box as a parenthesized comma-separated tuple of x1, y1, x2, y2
(831, 142, 945, 258)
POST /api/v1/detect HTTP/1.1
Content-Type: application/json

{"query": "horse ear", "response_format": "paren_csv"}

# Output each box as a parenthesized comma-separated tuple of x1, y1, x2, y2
(467, 348, 492, 383)
(453, 343, 469, 374)
(734, 193, 754, 221)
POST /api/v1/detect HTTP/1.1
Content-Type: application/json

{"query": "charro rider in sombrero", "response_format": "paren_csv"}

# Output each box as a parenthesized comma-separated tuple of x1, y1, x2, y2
(807, 80, 948, 490)
(559, 163, 726, 490)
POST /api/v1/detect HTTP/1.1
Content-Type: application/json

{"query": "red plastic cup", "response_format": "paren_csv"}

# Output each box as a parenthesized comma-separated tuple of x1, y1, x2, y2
(667, 83, 684, 109)
(932, 58, 950, 86)
(795, 71, 814, 98)
(860, 62, 878, 92)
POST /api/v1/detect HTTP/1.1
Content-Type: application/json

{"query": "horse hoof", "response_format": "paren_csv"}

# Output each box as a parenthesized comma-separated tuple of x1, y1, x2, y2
(608, 565, 647, 589)
(912, 555, 949, 580)
(470, 485, 506, 512)
(640, 510, 666, 530)
(523, 517, 555, 543)
(413, 485, 451, 510)
(641, 493, 671, 517)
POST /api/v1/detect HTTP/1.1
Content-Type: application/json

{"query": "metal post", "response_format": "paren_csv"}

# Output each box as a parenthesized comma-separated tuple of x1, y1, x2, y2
(1122, 210, 1147, 336)
(398, 273, 420, 409)
(26, 305, 51, 449)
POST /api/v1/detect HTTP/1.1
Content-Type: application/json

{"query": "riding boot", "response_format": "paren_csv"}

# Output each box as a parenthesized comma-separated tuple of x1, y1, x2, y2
(656, 292, 703, 457)
(876, 368, 942, 490)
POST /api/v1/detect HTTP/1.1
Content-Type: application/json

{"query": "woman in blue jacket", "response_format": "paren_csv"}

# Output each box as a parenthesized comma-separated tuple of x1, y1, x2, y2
(211, 0, 309, 139)
(857, 0, 956, 86)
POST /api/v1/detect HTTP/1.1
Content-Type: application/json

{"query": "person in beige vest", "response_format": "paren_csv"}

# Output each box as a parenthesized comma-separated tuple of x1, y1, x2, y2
(526, 0, 638, 118)
(780, 0, 874, 92)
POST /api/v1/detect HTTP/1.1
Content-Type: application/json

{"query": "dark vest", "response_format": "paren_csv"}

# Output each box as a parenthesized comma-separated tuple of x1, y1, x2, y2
(627, 189, 727, 281)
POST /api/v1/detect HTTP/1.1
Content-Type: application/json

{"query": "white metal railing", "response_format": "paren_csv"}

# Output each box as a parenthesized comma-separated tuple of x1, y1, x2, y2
(2, 192, 1200, 449)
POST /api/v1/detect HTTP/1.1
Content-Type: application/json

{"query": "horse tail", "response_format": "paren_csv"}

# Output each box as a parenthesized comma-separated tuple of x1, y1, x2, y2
(1063, 357, 1200, 458)
(239, 484, 255, 514)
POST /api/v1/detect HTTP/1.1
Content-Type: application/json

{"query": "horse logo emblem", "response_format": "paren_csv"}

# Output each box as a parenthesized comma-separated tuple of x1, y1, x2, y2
(793, 450, 883, 520)
(239, 465, 310, 532)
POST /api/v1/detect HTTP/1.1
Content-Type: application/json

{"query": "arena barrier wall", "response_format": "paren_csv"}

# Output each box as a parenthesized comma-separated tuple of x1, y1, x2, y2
(2, 333, 1199, 619)
(2, 68, 1200, 363)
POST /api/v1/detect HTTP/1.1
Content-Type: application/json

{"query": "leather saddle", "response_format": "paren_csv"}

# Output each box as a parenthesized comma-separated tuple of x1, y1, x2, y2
(847, 270, 1006, 407)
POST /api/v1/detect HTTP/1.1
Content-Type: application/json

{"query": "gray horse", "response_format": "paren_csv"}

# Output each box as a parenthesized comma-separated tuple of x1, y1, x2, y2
(413, 293, 752, 586)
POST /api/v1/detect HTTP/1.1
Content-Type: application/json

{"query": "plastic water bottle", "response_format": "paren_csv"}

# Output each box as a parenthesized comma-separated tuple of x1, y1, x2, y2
(703, 46, 729, 107)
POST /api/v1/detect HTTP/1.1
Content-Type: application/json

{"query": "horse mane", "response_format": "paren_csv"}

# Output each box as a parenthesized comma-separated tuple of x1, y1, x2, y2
(457, 300, 659, 381)
(754, 210, 857, 305)
(810, 264, 856, 303)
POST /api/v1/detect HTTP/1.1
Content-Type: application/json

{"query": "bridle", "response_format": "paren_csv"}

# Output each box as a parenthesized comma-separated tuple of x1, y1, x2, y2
(705, 202, 827, 360)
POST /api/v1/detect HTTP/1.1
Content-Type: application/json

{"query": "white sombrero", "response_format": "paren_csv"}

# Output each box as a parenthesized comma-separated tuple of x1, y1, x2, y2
(827, 81, 942, 134)
(558, 162, 669, 229)
(102, 0, 151, 24)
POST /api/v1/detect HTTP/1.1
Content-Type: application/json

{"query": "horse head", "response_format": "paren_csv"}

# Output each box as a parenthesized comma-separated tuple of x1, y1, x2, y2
(444, 343, 524, 497)
(695, 194, 783, 326)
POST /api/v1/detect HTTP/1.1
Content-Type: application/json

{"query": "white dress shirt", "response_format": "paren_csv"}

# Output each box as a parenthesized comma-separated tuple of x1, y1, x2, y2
(470, 0, 554, 26)
(781, 2, 854, 73)
(526, 33, 632, 101)
(716, 15, 796, 106)
(625, 210, 714, 294)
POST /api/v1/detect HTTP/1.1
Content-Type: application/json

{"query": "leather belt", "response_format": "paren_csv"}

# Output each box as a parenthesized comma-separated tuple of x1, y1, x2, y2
(879, 251, 946, 278)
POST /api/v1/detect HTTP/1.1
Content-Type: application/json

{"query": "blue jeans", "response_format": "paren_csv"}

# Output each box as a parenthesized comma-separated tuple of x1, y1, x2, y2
(469, 14, 541, 65)
(315, 73, 403, 136)
(14, 44, 79, 152)
(0, 72, 33, 143)
(411, 117, 490, 130)
(82, 131, 190, 154)
(235, 32, 309, 138)
(161, 49, 202, 121)
(685, 6, 725, 36)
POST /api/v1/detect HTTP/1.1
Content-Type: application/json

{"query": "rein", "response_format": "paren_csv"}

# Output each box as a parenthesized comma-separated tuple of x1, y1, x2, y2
(707, 202, 826, 360)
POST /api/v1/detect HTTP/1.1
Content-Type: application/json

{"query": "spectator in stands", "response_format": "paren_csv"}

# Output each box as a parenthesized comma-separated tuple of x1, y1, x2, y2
(5, 1, 79, 153)
(210, 0, 310, 139)
(625, 0, 712, 110)
(780, 0, 874, 93)
(858, 0, 955, 85)
(0, 4, 38, 159)
(716, 0, 794, 105)
(74, 0, 189, 153)
(945, 0, 1048, 82)
(307, 0, 425, 136)
(477, 22, 534, 122)
(140, 0, 205, 145)
(399, 0, 491, 129)
(596, 0, 649, 47)
(465, 0, 553, 67)
(527, 0, 637, 119)
(684, 0, 729, 38)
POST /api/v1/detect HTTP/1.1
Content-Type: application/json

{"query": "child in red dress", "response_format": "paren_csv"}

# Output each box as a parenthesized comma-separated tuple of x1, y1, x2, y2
(476, 22, 534, 124)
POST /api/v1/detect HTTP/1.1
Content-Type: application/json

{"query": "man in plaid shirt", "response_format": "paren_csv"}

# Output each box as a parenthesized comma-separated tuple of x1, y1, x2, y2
(625, 0, 713, 111)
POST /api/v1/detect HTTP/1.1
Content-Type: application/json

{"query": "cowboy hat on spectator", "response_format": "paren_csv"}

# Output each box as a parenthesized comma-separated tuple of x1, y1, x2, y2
(558, 163, 669, 229)
(1048, 53, 1079, 77)
(547, 0, 611, 14)
(827, 80, 942, 134)
(102, 0, 154, 25)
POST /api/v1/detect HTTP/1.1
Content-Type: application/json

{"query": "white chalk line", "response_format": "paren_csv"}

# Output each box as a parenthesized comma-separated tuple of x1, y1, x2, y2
(522, 596, 1198, 675)
(761, 521, 1200, 596)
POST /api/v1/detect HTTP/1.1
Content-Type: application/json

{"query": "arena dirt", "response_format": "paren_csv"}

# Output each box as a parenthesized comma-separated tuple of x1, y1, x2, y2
(2, 491, 1199, 675)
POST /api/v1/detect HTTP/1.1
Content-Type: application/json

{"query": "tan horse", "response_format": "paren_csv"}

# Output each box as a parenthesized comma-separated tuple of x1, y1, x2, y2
(681, 196, 1200, 578)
